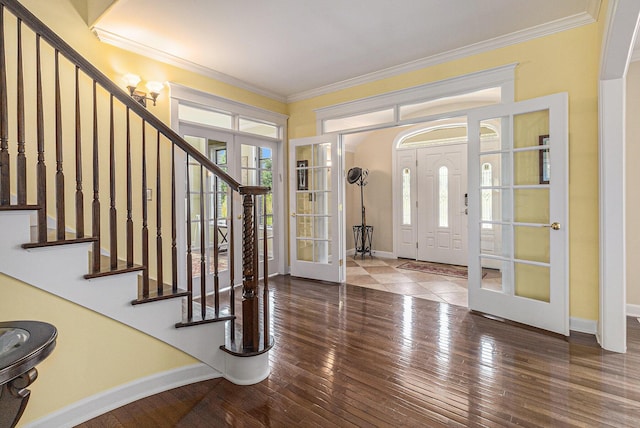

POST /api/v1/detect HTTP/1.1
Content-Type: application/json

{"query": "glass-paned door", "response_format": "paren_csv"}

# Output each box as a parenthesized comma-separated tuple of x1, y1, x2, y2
(237, 136, 278, 277)
(467, 93, 569, 335)
(289, 135, 345, 282)
(182, 128, 234, 296)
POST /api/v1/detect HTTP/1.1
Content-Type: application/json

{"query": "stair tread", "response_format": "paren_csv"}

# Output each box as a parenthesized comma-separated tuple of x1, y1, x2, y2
(0, 204, 41, 211)
(85, 253, 145, 279)
(175, 300, 235, 328)
(132, 279, 189, 305)
(23, 227, 97, 248)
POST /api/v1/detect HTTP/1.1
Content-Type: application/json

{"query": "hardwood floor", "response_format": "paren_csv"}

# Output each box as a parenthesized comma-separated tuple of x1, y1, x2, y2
(77, 275, 640, 427)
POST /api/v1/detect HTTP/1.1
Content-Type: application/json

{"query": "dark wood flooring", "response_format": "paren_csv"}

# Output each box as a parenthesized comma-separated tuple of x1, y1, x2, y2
(77, 275, 640, 427)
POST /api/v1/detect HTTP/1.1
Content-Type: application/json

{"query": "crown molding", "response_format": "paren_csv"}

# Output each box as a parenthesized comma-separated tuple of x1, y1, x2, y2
(92, 27, 287, 103)
(287, 10, 599, 103)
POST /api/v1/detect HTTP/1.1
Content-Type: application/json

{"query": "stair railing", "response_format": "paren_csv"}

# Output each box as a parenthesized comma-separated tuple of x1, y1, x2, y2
(0, 0, 272, 355)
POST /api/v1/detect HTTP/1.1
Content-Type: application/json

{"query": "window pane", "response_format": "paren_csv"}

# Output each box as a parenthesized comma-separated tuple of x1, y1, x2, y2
(179, 104, 232, 129)
(239, 117, 279, 138)
(439, 166, 449, 228)
(402, 168, 411, 225)
(481, 163, 492, 228)
(323, 108, 394, 133)
(399, 87, 501, 121)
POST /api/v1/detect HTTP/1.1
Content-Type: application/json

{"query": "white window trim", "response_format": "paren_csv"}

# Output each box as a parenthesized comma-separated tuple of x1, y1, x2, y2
(315, 63, 516, 135)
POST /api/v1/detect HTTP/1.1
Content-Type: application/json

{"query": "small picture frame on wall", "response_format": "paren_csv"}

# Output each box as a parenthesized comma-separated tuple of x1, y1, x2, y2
(297, 160, 308, 190)
(539, 135, 550, 184)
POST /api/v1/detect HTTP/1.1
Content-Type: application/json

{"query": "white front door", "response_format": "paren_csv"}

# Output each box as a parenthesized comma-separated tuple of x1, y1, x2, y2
(467, 93, 569, 335)
(417, 143, 468, 266)
(289, 135, 345, 283)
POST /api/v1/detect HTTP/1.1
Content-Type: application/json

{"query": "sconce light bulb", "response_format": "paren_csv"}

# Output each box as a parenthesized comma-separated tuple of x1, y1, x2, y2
(123, 73, 141, 89)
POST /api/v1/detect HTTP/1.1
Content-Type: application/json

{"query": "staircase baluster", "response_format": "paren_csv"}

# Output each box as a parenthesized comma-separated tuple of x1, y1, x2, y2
(92, 80, 101, 272)
(35, 34, 46, 242)
(229, 186, 235, 342)
(109, 95, 117, 268)
(0, 5, 9, 206)
(186, 154, 193, 321)
(16, 18, 25, 205)
(126, 108, 133, 266)
(171, 143, 177, 293)
(263, 193, 269, 349)
(156, 130, 163, 294)
(213, 175, 219, 317)
(74, 66, 84, 238)
(199, 165, 206, 320)
(141, 120, 149, 296)
(54, 50, 65, 240)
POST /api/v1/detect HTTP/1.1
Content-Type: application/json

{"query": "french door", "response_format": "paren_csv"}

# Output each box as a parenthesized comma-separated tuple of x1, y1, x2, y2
(289, 135, 345, 283)
(181, 125, 280, 291)
(467, 93, 569, 335)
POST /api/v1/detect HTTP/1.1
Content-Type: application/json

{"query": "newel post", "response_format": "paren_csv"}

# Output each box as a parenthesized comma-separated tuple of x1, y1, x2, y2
(239, 185, 270, 352)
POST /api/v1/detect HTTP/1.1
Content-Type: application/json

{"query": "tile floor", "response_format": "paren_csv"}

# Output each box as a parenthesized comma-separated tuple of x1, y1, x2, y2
(346, 256, 502, 308)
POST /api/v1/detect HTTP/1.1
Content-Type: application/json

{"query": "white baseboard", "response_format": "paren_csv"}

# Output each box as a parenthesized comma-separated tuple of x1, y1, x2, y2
(24, 363, 221, 428)
(570, 317, 598, 335)
(626, 303, 640, 317)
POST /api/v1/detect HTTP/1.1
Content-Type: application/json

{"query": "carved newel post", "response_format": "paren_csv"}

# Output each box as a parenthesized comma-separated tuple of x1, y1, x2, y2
(241, 191, 259, 352)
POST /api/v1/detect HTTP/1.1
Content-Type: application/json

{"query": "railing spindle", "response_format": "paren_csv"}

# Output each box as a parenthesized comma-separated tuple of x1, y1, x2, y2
(171, 143, 177, 292)
(92, 80, 100, 272)
(74, 66, 84, 237)
(199, 165, 206, 320)
(156, 130, 163, 293)
(109, 95, 117, 267)
(141, 120, 149, 296)
(16, 18, 25, 205)
(186, 155, 193, 320)
(126, 108, 133, 266)
(35, 34, 46, 241)
(263, 194, 269, 349)
(54, 50, 65, 240)
(0, 5, 9, 206)
(213, 176, 219, 317)
(229, 187, 235, 342)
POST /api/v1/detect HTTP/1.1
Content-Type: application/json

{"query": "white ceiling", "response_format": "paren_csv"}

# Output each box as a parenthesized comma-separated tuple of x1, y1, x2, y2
(91, 0, 601, 102)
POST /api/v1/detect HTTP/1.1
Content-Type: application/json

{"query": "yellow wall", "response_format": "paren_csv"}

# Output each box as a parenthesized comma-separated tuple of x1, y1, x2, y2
(289, 24, 602, 320)
(1, 274, 198, 426)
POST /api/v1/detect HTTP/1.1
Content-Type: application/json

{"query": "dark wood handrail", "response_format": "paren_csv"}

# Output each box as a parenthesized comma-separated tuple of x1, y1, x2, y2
(0, 0, 241, 191)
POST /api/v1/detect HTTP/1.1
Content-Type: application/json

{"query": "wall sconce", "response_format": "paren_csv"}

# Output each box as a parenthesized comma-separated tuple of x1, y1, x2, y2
(124, 74, 163, 107)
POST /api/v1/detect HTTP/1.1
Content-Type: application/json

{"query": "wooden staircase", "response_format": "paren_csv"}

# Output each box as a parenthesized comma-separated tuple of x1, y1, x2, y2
(0, 0, 272, 385)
